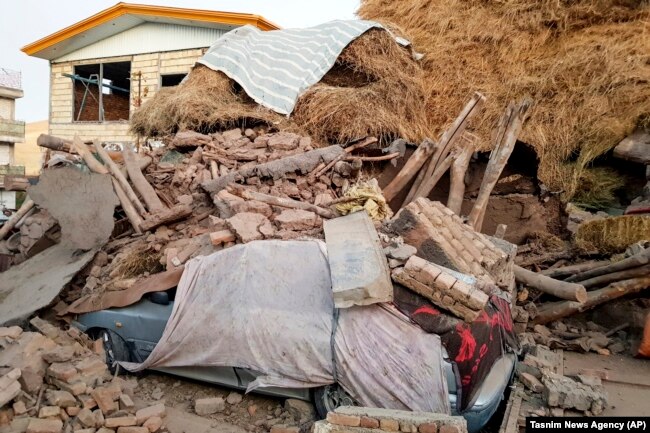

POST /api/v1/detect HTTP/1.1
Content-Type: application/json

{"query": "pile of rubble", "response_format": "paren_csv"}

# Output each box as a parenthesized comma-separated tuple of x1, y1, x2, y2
(513, 345, 607, 419)
(0, 73, 647, 433)
(0, 319, 165, 433)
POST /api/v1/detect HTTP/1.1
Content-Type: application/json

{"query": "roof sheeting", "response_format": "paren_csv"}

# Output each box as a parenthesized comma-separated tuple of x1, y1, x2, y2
(22, 3, 279, 61)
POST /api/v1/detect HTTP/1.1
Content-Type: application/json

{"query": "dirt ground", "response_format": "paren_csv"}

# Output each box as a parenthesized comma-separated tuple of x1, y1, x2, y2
(133, 370, 298, 433)
(562, 351, 650, 416)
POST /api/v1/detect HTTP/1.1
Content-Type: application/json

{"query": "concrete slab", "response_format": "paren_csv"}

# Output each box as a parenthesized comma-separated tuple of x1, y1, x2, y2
(29, 167, 118, 250)
(0, 243, 97, 326)
(323, 211, 392, 308)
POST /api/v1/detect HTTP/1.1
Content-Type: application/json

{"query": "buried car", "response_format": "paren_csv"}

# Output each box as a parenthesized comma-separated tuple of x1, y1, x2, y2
(73, 240, 515, 432)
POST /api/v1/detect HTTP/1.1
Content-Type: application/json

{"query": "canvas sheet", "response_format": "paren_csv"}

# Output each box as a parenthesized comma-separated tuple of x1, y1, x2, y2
(198, 20, 386, 115)
(121, 240, 448, 413)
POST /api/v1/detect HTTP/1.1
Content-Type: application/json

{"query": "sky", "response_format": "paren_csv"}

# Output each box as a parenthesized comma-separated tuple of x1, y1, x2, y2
(0, 0, 359, 122)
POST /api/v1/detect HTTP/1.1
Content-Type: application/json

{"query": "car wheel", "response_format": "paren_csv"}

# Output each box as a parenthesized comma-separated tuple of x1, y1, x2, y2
(94, 329, 131, 374)
(313, 384, 357, 418)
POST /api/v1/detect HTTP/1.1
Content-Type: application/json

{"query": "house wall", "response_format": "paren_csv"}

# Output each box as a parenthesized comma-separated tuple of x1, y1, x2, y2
(14, 120, 47, 176)
(0, 97, 14, 119)
(0, 143, 14, 165)
(49, 47, 206, 143)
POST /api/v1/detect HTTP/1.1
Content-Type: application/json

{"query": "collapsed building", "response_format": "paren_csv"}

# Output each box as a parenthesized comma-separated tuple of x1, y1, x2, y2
(0, 1, 649, 433)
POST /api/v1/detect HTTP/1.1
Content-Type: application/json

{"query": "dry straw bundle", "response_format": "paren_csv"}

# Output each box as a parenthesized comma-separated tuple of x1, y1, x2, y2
(358, 0, 650, 202)
(130, 66, 282, 137)
(131, 29, 432, 145)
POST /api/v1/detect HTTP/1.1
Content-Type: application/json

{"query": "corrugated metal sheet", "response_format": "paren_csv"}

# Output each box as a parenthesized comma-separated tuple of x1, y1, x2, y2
(54, 22, 228, 63)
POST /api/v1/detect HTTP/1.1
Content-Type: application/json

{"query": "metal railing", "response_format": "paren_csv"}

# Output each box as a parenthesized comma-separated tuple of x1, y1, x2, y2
(0, 119, 25, 139)
(0, 68, 22, 90)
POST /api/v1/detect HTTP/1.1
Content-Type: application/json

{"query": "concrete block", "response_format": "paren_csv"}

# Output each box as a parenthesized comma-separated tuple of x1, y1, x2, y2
(323, 211, 393, 308)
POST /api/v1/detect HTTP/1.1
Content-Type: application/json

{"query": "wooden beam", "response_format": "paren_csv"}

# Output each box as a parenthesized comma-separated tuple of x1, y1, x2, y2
(122, 148, 165, 212)
(514, 265, 587, 303)
(382, 139, 435, 203)
(468, 99, 531, 231)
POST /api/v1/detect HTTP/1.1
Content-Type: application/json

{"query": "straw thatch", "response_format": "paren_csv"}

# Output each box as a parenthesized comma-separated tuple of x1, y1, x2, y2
(130, 66, 283, 137)
(575, 215, 650, 254)
(131, 29, 432, 145)
(358, 0, 650, 201)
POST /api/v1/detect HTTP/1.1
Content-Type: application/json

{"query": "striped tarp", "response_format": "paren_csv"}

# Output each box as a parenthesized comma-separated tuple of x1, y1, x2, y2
(197, 20, 388, 115)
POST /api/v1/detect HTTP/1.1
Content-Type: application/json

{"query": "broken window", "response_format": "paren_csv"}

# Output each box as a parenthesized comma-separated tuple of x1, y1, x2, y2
(161, 73, 187, 87)
(73, 61, 131, 122)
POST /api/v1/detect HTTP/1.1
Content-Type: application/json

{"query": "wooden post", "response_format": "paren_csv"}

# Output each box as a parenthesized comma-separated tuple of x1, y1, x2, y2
(310, 137, 377, 179)
(72, 136, 142, 233)
(405, 93, 485, 204)
(541, 260, 612, 279)
(122, 148, 165, 212)
(447, 133, 476, 214)
(72, 136, 108, 174)
(0, 199, 34, 241)
(94, 141, 147, 217)
(382, 139, 435, 202)
(468, 99, 531, 231)
(566, 248, 650, 283)
(514, 265, 587, 303)
(111, 178, 143, 234)
(534, 276, 650, 324)
(579, 264, 650, 289)
(228, 185, 337, 219)
(139, 204, 193, 232)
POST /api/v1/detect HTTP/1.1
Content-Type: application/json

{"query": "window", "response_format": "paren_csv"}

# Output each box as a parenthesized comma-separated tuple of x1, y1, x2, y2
(73, 61, 131, 122)
(161, 73, 187, 87)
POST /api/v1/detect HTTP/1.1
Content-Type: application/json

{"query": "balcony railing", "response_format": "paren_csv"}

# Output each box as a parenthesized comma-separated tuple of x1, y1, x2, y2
(0, 119, 25, 140)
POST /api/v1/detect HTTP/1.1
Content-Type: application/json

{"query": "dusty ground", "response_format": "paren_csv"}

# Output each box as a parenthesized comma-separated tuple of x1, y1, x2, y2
(562, 351, 650, 416)
(133, 370, 303, 433)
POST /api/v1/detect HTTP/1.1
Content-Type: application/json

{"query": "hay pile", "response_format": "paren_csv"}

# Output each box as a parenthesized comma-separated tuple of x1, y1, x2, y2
(576, 215, 650, 254)
(131, 29, 431, 144)
(130, 66, 282, 136)
(358, 0, 650, 201)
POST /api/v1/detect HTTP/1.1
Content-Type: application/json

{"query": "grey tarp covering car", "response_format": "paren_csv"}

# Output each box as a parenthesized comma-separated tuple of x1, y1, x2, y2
(121, 240, 450, 413)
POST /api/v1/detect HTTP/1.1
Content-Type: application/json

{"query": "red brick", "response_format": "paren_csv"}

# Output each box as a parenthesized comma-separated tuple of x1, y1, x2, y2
(91, 386, 118, 414)
(47, 363, 78, 383)
(439, 425, 461, 433)
(360, 416, 380, 428)
(326, 412, 360, 427)
(135, 404, 166, 424)
(26, 418, 63, 433)
(419, 423, 439, 433)
(380, 419, 400, 432)
(105, 415, 137, 428)
(65, 406, 80, 417)
(143, 416, 163, 432)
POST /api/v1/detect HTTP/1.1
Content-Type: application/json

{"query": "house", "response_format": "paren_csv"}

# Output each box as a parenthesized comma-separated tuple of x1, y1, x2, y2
(0, 68, 25, 211)
(22, 3, 279, 145)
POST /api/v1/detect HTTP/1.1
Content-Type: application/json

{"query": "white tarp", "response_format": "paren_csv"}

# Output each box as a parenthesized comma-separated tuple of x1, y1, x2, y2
(198, 20, 383, 115)
(122, 240, 449, 413)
